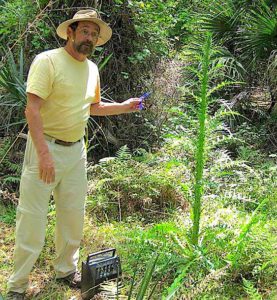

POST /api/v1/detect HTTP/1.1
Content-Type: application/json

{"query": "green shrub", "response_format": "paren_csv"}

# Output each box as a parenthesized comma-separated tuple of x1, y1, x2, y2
(86, 147, 185, 222)
(0, 137, 23, 193)
(0, 0, 38, 47)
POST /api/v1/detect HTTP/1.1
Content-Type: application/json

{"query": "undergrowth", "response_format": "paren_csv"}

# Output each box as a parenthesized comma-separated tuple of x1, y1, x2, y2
(1, 108, 276, 299)
(79, 102, 277, 299)
(86, 146, 185, 223)
(0, 137, 24, 194)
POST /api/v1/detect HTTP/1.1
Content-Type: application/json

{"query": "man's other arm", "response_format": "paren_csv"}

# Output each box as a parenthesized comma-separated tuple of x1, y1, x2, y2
(25, 93, 55, 184)
(90, 98, 141, 116)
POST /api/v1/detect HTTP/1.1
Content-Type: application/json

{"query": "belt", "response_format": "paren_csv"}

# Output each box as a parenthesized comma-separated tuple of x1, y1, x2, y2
(44, 134, 81, 146)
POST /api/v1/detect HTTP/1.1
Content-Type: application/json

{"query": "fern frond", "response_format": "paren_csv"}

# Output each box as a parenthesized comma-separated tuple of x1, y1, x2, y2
(242, 278, 262, 300)
(116, 145, 132, 161)
(3, 176, 21, 184)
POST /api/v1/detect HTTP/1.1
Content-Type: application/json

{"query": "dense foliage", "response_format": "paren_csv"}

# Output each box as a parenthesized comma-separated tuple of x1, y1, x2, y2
(0, 0, 277, 299)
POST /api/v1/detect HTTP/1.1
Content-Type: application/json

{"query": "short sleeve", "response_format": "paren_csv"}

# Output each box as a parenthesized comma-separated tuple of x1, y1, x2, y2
(26, 54, 54, 100)
(93, 68, 101, 104)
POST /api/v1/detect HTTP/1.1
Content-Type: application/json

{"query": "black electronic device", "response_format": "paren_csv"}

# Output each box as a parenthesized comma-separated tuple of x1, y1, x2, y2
(81, 248, 121, 300)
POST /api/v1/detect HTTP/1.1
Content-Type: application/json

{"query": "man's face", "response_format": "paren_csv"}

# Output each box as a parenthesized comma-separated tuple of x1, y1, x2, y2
(71, 21, 100, 55)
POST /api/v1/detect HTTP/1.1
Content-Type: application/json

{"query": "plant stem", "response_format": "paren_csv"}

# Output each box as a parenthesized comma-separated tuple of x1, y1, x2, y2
(191, 33, 212, 246)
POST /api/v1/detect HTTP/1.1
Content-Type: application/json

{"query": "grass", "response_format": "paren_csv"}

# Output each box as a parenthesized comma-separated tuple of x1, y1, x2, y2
(0, 176, 276, 299)
(0, 107, 276, 299)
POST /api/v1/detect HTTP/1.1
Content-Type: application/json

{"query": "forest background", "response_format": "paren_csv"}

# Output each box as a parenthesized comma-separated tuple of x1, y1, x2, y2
(0, 0, 276, 299)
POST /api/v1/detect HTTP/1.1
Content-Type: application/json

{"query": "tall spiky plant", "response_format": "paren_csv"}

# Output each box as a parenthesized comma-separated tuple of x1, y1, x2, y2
(186, 33, 240, 246)
(191, 33, 212, 246)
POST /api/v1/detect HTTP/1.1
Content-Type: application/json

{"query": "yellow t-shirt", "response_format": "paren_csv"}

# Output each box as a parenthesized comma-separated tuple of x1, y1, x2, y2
(26, 47, 100, 142)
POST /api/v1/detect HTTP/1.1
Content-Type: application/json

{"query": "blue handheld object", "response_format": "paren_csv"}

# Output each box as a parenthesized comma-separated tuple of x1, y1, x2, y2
(139, 92, 151, 110)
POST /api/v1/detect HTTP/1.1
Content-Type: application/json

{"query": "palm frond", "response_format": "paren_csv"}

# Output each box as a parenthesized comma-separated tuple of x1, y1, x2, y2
(0, 47, 26, 134)
(238, 5, 277, 61)
(212, 47, 246, 80)
(0, 47, 26, 107)
(200, 0, 242, 45)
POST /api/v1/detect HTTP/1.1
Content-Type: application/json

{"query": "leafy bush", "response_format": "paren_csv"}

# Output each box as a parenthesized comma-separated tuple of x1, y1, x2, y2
(0, 0, 38, 48)
(198, 0, 277, 114)
(86, 146, 185, 222)
(0, 48, 26, 135)
(0, 137, 24, 193)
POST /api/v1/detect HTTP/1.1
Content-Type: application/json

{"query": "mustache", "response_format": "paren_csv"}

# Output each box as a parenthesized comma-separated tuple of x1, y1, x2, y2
(81, 42, 93, 47)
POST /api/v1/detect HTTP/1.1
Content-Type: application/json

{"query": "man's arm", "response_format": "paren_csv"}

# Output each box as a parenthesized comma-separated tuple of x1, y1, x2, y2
(25, 92, 55, 184)
(90, 98, 141, 116)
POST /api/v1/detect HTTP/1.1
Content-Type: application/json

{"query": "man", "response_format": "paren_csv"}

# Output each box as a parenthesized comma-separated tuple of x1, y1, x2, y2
(6, 10, 142, 300)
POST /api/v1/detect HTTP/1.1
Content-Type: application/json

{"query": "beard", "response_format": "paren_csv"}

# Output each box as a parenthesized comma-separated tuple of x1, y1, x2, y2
(73, 41, 95, 55)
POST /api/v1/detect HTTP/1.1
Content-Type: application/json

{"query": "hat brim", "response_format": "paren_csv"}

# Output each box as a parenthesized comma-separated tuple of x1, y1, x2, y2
(56, 18, 112, 46)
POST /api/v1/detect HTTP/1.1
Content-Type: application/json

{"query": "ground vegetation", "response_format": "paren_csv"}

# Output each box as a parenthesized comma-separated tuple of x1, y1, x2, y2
(0, 0, 276, 299)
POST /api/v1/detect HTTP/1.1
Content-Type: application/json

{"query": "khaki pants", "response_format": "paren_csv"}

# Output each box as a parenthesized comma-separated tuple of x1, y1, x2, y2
(7, 135, 87, 293)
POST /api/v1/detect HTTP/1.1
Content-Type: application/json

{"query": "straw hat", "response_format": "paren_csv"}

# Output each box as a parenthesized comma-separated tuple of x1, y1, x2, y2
(56, 9, 112, 46)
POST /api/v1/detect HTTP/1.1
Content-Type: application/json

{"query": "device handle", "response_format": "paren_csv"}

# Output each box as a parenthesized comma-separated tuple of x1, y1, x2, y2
(139, 92, 151, 110)
(87, 248, 116, 263)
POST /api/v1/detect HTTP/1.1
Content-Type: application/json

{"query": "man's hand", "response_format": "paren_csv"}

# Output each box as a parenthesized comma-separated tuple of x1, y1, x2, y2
(38, 151, 55, 184)
(121, 98, 141, 113)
